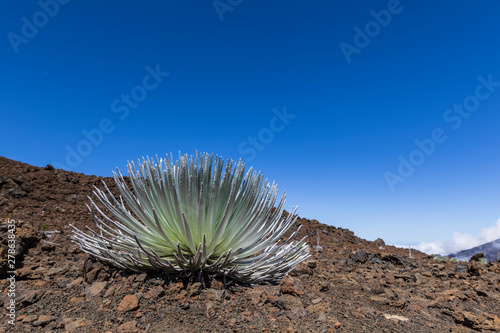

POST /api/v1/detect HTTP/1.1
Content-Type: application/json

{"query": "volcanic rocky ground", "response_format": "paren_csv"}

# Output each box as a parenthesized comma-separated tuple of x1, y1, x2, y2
(0, 156, 499, 332)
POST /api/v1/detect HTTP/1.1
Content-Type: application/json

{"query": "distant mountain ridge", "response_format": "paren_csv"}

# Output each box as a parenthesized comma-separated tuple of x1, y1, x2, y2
(449, 238, 500, 262)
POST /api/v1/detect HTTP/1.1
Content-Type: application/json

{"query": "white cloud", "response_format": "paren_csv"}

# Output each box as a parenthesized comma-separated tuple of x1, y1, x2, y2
(414, 219, 500, 255)
(413, 241, 446, 255)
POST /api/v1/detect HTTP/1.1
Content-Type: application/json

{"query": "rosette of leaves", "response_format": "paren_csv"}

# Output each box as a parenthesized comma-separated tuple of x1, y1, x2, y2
(71, 152, 309, 285)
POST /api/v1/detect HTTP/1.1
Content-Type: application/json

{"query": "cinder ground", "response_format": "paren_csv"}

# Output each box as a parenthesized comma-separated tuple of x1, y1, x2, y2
(1, 156, 499, 332)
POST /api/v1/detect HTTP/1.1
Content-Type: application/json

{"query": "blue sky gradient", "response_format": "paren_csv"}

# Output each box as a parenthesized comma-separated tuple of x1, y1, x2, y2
(2, 1, 500, 252)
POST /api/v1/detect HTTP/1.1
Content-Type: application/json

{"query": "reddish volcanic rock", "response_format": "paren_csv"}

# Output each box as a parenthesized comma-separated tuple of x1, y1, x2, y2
(0, 156, 499, 332)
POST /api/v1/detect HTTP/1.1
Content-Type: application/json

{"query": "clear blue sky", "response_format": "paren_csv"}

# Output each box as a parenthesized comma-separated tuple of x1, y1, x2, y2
(2, 1, 500, 253)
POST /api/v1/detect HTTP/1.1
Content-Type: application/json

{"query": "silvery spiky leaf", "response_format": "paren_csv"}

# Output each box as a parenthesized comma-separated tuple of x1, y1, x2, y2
(71, 152, 310, 284)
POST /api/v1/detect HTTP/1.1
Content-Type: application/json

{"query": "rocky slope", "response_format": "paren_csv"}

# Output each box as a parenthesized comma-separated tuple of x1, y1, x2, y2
(0, 156, 499, 332)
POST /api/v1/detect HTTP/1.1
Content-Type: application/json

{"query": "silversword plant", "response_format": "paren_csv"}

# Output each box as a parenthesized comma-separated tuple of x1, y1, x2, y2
(71, 152, 309, 284)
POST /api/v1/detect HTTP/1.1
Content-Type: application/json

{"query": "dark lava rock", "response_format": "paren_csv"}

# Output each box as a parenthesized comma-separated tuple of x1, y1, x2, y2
(469, 253, 485, 262)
